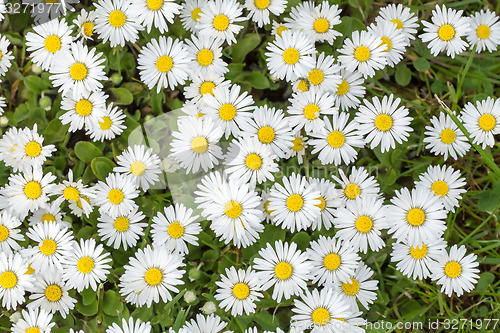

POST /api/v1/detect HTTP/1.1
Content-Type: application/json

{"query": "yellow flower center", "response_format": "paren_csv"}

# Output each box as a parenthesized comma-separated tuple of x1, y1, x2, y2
(315, 196, 326, 211)
(344, 183, 360, 199)
(0, 271, 17, 289)
(444, 261, 462, 278)
(296, 79, 309, 92)
(342, 278, 360, 295)
(354, 46, 370, 62)
(44, 35, 61, 53)
(257, 126, 275, 144)
(224, 200, 242, 218)
(145, 268, 163, 286)
(191, 136, 208, 154)
(197, 49, 214, 66)
(108, 189, 124, 205)
(254, 0, 270, 9)
(25, 141, 42, 157)
(42, 213, 56, 223)
(130, 161, 146, 176)
(286, 194, 303, 212)
(440, 128, 456, 144)
(304, 104, 319, 120)
(276, 26, 288, 37)
(45, 285, 62, 302)
(438, 24, 455, 41)
(63, 186, 80, 201)
(26, 328, 41, 333)
(40, 239, 57, 255)
(114, 216, 129, 232)
(213, 14, 229, 31)
(407, 208, 425, 226)
(336, 79, 349, 95)
(191, 8, 202, 21)
(75, 99, 93, 116)
(245, 153, 262, 170)
(0, 225, 9, 242)
(380, 36, 392, 51)
(283, 48, 300, 65)
(391, 18, 403, 29)
(77, 256, 95, 274)
(147, 0, 163, 10)
(109, 10, 126, 28)
(200, 81, 216, 95)
(355, 215, 373, 233)
(308, 69, 324, 86)
(375, 114, 393, 131)
(219, 103, 236, 121)
(70, 63, 88, 81)
(478, 113, 496, 131)
(168, 222, 184, 239)
(313, 18, 330, 33)
(99, 116, 112, 130)
(312, 307, 330, 326)
(156, 55, 173, 73)
(431, 180, 449, 197)
(264, 200, 274, 214)
(476, 24, 491, 39)
(232, 282, 250, 299)
(82, 22, 94, 37)
(274, 261, 292, 280)
(323, 253, 341, 270)
(410, 243, 428, 260)
(25, 263, 35, 275)
(24, 181, 42, 199)
(327, 131, 345, 148)
(291, 137, 304, 151)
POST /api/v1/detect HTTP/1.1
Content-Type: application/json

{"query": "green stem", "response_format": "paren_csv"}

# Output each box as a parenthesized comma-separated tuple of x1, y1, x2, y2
(97, 283, 105, 333)
(452, 47, 476, 111)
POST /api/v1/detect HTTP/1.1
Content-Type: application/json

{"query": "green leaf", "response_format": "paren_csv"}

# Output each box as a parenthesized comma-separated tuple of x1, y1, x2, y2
(74, 141, 102, 163)
(231, 33, 261, 63)
(475, 272, 495, 293)
(121, 82, 144, 95)
(76, 299, 98, 316)
(254, 311, 279, 330)
(81, 288, 97, 306)
(413, 58, 430, 72)
(91, 157, 116, 180)
(395, 64, 412, 86)
(240, 72, 270, 89)
(23, 76, 50, 94)
(110, 87, 134, 105)
(43, 118, 69, 143)
(103, 290, 123, 316)
(291, 232, 311, 251)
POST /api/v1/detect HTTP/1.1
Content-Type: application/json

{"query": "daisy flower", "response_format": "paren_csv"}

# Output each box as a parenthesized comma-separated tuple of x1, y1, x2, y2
(244, 0, 286, 28)
(285, 132, 308, 164)
(28, 201, 67, 227)
(201, 84, 255, 138)
(94, 0, 144, 47)
(114, 145, 162, 191)
(333, 195, 387, 253)
(430, 244, 480, 297)
(375, 3, 419, 42)
(61, 238, 112, 292)
(305, 52, 341, 94)
(60, 90, 108, 132)
(194, 170, 228, 208)
(287, 90, 337, 134)
(331, 69, 366, 112)
(224, 137, 279, 188)
(10, 308, 55, 333)
(151, 203, 201, 255)
(337, 262, 378, 310)
(307, 236, 360, 287)
(355, 94, 413, 153)
(23, 222, 75, 274)
(391, 238, 447, 280)
(185, 35, 228, 77)
(131, 0, 182, 33)
(386, 187, 447, 247)
(73, 8, 97, 40)
(119, 245, 185, 307)
(0, 252, 34, 310)
(293, 0, 342, 45)
(461, 97, 500, 148)
(180, 0, 208, 33)
(309, 113, 364, 166)
(138, 36, 190, 92)
(93, 173, 139, 219)
(253, 240, 312, 302)
(196, 0, 245, 45)
(467, 9, 500, 53)
(283, 1, 316, 29)
(170, 116, 224, 173)
(271, 20, 288, 37)
(416, 164, 467, 213)
(52, 170, 94, 216)
(49, 42, 107, 100)
(87, 103, 127, 142)
(25, 18, 72, 71)
(106, 318, 152, 333)
(0, 35, 13, 77)
(368, 20, 408, 67)
(0, 211, 24, 255)
(338, 30, 387, 78)
(423, 112, 471, 160)
(267, 173, 321, 232)
(97, 207, 147, 250)
(420, 5, 471, 59)
(215, 267, 263, 316)
(11, 124, 56, 172)
(184, 72, 230, 103)
(178, 314, 229, 333)
(308, 178, 342, 231)
(28, 271, 76, 319)
(265, 30, 316, 82)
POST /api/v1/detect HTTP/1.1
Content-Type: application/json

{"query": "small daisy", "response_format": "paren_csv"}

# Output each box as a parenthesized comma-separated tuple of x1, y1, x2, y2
(10, 308, 55, 333)
(287, 90, 337, 134)
(52, 170, 94, 217)
(0, 252, 34, 310)
(308, 178, 342, 231)
(293, 0, 342, 45)
(11, 124, 56, 172)
(178, 314, 229, 333)
(94, 0, 144, 47)
(170, 116, 224, 173)
(185, 36, 228, 78)
(416, 165, 467, 213)
(215, 266, 263, 316)
(119, 245, 185, 307)
(331, 69, 366, 112)
(60, 90, 108, 132)
(61, 238, 112, 292)
(386, 187, 447, 247)
(376, 3, 419, 42)
(151, 203, 201, 255)
(467, 9, 500, 53)
(93, 173, 139, 219)
(355, 94, 413, 153)
(87, 103, 127, 142)
(49, 42, 107, 100)
(0, 128, 20, 170)
(25, 18, 72, 71)
(180, 0, 208, 33)
(114, 145, 162, 191)
(337, 262, 378, 310)
(305, 52, 341, 94)
(253, 240, 312, 302)
(138, 36, 190, 92)
(368, 20, 408, 67)
(338, 30, 387, 78)
(196, 0, 245, 45)
(461, 97, 500, 148)
(332, 167, 380, 203)
(420, 5, 471, 59)
(333, 196, 387, 254)
(285, 132, 308, 163)
(106, 318, 152, 333)
(391, 238, 447, 280)
(267, 173, 321, 232)
(309, 113, 364, 166)
(244, 0, 286, 28)
(423, 112, 471, 160)
(307, 235, 360, 287)
(73, 8, 96, 40)
(271, 20, 288, 37)
(97, 207, 147, 250)
(0, 211, 24, 255)
(28, 202, 67, 227)
(0, 35, 14, 77)
(265, 30, 316, 82)
(131, 0, 182, 33)
(430, 244, 480, 297)
(184, 72, 230, 103)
